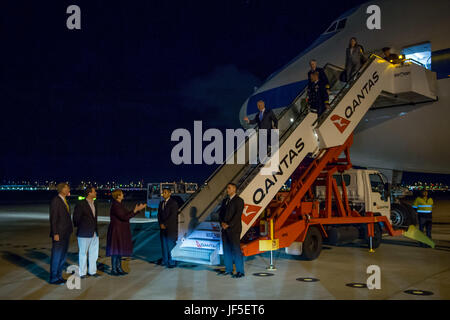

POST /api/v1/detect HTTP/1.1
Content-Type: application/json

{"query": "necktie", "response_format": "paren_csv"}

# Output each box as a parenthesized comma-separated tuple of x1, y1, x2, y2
(63, 198, 69, 212)
(259, 111, 263, 121)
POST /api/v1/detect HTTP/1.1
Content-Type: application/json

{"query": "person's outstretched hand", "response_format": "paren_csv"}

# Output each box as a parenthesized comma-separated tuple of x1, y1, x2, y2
(134, 203, 147, 213)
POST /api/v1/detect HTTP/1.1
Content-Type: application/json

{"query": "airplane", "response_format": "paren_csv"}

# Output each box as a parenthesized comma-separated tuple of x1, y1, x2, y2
(239, 0, 450, 182)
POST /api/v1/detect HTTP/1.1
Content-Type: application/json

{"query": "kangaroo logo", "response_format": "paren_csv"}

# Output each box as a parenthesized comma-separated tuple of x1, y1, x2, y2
(241, 204, 262, 225)
(331, 114, 351, 133)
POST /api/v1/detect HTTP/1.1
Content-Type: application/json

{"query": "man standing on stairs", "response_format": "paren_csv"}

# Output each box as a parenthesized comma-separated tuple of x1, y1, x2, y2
(308, 59, 330, 95)
(307, 71, 330, 117)
(158, 188, 179, 268)
(243, 100, 278, 157)
(218, 183, 245, 278)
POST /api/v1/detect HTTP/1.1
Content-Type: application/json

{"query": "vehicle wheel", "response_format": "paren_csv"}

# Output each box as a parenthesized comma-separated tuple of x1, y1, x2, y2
(301, 227, 322, 260)
(391, 203, 415, 228)
(364, 223, 382, 249)
(391, 203, 408, 228)
(400, 202, 418, 226)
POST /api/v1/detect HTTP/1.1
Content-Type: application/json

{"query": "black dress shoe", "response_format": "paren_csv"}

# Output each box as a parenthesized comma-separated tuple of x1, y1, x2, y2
(167, 265, 176, 269)
(232, 272, 245, 278)
(80, 275, 88, 279)
(49, 279, 65, 285)
(218, 271, 232, 276)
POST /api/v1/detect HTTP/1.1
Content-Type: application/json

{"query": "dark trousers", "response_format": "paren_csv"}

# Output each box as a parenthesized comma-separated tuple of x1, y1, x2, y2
(160, 230, 176, 267)
(222, 229, 244, 274)
(49, 236, 70, 282)
(418, 213, 432, 239)
(311, 104, 326, 117)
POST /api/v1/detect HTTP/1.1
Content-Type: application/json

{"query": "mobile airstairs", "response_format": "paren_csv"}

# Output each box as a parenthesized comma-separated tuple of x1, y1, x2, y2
(171, 55, 437, 265)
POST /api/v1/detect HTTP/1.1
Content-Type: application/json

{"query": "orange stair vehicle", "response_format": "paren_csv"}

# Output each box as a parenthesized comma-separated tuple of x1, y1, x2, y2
(171, 55, 437, 265)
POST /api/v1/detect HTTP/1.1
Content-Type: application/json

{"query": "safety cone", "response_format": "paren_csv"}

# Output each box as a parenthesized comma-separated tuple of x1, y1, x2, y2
(403, 225, 435, 248)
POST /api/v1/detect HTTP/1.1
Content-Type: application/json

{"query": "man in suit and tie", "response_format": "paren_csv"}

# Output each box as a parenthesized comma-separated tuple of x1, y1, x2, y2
(73, 186, 100, 278)
(157, 188, 179, 268)
(49, 182, 73, 285)
(243, 100, 278, 156)
(218, 183, 245, 278)
(243, 100, 278, 131)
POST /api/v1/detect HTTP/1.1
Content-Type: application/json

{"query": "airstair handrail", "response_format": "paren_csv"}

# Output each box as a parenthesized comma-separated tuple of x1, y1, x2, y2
(315, 54, 378, 127)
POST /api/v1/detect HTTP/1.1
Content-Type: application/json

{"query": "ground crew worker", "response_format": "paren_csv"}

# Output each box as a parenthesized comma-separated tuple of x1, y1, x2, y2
(307, 71, 329, 116)
(413, 190, 433, 240)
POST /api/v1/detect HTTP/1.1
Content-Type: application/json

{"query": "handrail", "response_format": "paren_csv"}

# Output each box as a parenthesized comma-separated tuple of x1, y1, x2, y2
(315, 54, 378, 127)
(177, 59, 351, 214)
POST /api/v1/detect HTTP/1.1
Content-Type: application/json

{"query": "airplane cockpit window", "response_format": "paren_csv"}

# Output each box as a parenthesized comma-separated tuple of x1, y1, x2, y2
(323, 19, 346, 34)
(337, 19, 346, 30)
(324, 21, 337, 34)
(402, 42, 432, 70)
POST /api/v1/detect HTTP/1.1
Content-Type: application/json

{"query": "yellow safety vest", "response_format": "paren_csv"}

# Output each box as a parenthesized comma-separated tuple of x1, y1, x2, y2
(412, 197, 433, 214)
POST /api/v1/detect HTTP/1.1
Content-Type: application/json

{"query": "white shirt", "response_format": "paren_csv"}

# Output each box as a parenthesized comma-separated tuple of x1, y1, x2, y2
(86, 198, 96, 217)
(162, 196, 170, 209)
(227, 194, 236, 205)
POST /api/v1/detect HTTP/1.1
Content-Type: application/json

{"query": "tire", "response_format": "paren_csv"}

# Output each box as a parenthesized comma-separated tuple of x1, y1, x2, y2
(301, 227, 322, 260)
(364, 223, 382, 249)
(400, 202, 418, 226)
(391, 203, 416, 228)
(390, 203, 408, 228)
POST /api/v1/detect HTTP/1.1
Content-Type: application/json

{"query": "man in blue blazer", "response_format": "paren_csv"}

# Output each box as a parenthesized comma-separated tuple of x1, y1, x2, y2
(73, 186, 100, 278)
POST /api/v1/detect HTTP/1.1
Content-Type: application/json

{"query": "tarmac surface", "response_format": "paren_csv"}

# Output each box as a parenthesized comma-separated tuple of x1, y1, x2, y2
(0, 203, 449, 300)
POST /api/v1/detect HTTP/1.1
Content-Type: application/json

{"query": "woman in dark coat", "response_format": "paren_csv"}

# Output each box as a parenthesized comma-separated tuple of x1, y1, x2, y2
(345, 37, 366, 82)
(106, 189, 146, 276)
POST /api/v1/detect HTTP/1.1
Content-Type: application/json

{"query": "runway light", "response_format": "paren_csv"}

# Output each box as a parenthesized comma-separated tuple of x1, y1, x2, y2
(404, 289, 433, 296)
(296, 277, 319, 282)
(346, 283, 367, 288)
(253, 272, 275, 277)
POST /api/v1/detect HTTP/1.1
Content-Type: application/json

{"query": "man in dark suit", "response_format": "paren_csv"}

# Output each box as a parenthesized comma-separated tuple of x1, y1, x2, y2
(307, 71, 330, 116)
(157, 188, 179, 268)
(73, 186, 100, 278)
(218, 183, 245, 278)
(49, 182, 73, 285)
(243, 100, 278, 131)
(243, 100, 278, 157)
(307, 59, 330, 92)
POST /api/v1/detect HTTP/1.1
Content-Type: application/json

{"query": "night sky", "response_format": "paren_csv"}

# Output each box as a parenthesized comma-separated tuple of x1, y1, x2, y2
(1, 0, 447, 185)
